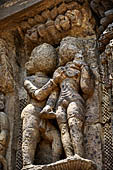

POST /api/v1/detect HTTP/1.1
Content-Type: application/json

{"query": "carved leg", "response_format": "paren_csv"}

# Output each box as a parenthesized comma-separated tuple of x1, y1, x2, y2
(52, 133, 62, 162)
(21, 104, 41, 166)
(67, 102, 84, 157)
(44, 121, 63, 162)
(56, 106, 73, 157)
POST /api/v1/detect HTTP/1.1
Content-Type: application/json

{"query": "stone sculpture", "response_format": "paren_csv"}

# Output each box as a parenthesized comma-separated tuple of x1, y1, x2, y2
(1, 0, 113, 170)
(0, 93, 10, 170)
(21, 43, 62, 168)
(24, 38, 95, 160)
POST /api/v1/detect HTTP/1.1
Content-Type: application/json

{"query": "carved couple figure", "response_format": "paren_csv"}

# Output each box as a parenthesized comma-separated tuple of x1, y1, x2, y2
(22, 37, 95, 168)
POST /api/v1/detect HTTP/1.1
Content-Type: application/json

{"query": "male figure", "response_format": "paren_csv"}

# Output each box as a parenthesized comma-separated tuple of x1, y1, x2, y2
(21, 43, 62, 168)
(0, 93, 10, 170)
(24, 39, 95, 158)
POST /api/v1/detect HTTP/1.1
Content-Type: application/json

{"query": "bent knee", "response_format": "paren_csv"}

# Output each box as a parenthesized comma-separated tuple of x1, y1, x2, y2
(21, 104, 36, 119)
(67, 102, 84, 121)
(56, 107, 67, 124)
(68, 117, 83, 130)
(56, 113, 67, 124)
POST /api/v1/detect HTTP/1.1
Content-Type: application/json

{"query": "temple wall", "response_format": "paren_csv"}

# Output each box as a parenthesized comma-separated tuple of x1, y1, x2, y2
(0, 1, 113, 170)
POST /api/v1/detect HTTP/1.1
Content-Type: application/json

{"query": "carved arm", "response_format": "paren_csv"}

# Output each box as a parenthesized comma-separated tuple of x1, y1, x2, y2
(46, 87, 59, 110)
(34, 79, 57, 101)
(24, 67, 63, 101)
(80, 65, 95, 99)
(24, 79, 57, 101)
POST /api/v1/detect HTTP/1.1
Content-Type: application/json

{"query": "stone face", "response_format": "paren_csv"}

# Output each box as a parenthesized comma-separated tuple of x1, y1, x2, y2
(25, 43, 57, 75)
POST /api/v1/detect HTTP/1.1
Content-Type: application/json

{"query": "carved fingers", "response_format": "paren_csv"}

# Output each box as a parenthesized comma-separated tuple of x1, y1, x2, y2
(39, 105, 56, 119)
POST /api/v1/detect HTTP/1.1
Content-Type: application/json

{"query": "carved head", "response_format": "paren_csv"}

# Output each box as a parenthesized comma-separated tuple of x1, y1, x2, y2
(25, 43, 57, 75)
(58, 37, 81, 66)
(59, 43, 79, 66)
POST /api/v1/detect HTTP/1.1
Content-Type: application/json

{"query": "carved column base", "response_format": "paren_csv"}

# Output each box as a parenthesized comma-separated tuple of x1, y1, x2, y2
(22, 155, 97, 170)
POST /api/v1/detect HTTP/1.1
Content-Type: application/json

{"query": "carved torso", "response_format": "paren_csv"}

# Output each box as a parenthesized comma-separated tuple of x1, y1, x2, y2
(56, 62, 84, 106)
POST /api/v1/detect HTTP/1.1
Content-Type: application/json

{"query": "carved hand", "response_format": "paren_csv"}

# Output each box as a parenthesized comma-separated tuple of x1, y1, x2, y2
(81, 65, 90, 76)
(39, 105, 56, 119)
(53, 67, 65, 84)
(73, 60, 87, 69)
(24, 80, 37, 98)
(41, 105, 53, 113)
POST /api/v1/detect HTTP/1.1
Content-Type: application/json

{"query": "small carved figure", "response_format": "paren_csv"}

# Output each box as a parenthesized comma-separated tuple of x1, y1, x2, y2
(24, 40, 95, 158)
(21, 43, 62, 168)
(0, 112, 9, 170)
(0, 93, 10, 170)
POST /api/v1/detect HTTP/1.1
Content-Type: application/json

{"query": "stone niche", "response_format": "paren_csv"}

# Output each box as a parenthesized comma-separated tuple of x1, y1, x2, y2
(0, 0, 112, 170)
